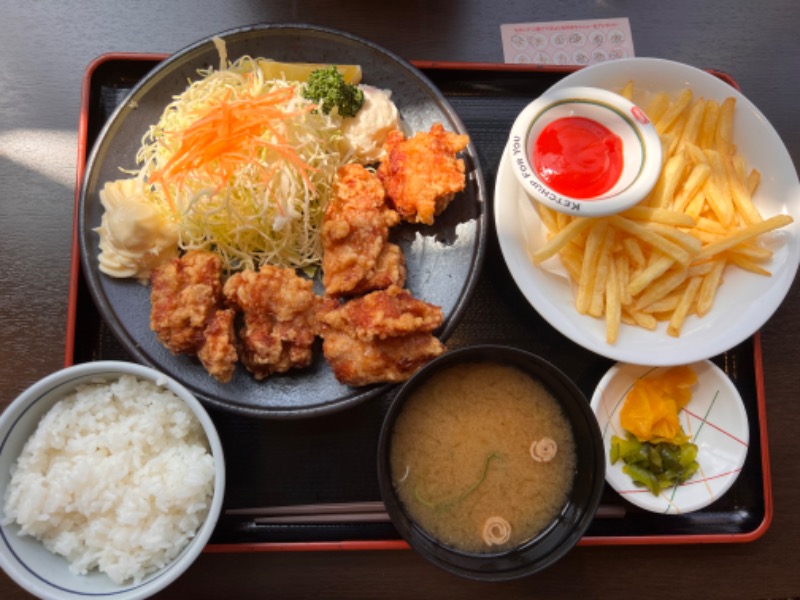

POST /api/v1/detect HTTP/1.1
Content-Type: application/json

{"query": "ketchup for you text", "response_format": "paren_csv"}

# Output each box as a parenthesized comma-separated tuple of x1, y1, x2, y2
(533, 116, 623, 199)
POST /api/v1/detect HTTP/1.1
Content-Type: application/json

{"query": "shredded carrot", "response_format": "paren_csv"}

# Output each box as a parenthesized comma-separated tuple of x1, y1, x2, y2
(149, 86, 318, 206)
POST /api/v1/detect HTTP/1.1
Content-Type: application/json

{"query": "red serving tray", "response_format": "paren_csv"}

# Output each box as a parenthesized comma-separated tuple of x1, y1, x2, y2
(67, 53, 772, 551)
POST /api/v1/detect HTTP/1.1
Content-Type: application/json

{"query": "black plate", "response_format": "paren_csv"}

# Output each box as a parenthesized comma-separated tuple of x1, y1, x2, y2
(78, 24, 487, 418)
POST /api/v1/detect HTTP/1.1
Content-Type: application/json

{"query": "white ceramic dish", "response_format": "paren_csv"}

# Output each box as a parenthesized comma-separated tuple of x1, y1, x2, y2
(494, 57, 799, 365)
(508, 85, 661, 217)
(0, 361, 226, 600)
(590, 360, 748, 514)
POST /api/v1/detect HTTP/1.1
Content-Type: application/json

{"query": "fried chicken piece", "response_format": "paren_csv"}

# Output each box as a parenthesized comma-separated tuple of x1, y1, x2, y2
(322, 164, 403, 297)
(150, 250, 224, 355)
(197, 308, 238, 383)
(377, 123, 469, 225)
(223, 266, 320, 380)
(321, 330, 445, 387)
(323, 284, 443, 340)
(318, 285, 445, 386)
(350, 242, 406, 296)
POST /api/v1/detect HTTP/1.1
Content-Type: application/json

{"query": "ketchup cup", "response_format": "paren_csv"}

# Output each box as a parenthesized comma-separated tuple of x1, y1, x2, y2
(508, 86, 662, 217)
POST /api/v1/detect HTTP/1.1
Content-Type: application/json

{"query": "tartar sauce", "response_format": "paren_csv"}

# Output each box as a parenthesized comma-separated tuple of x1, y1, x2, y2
(341, 85, 401, 163)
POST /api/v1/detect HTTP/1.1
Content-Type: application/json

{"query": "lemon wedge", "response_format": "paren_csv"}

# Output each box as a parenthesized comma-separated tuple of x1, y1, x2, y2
(256, 59, 362, 84)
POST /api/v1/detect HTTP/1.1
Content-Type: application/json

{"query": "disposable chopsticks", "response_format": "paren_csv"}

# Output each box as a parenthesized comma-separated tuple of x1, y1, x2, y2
(224, 501, 625, 524)
(226, 501, 390, 524)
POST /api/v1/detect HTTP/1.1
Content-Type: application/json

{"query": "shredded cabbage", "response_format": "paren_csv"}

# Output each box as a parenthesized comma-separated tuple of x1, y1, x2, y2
(134, 56, 345, 272)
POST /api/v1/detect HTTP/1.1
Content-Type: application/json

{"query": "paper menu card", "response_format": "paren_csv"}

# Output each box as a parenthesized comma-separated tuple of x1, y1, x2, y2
(501, 18, 635, 66)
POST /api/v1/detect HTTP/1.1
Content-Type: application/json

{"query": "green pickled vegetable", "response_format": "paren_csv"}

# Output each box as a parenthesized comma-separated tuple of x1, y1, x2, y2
(623, 463, 661, 495)
(610, 433, 699, 496)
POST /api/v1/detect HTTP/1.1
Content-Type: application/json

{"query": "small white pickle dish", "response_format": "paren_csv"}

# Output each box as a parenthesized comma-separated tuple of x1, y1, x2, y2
(590, 360, 748, 515)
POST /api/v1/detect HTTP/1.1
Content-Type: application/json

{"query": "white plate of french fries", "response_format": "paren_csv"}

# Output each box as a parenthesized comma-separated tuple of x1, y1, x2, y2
(494, 58, 799, 365)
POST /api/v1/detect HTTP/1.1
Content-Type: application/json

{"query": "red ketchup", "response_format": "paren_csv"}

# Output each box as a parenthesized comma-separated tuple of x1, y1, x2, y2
(532, 116, 624, 199)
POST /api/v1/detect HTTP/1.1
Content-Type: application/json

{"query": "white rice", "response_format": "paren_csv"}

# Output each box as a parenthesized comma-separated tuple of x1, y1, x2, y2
(2, 375, 216, 584)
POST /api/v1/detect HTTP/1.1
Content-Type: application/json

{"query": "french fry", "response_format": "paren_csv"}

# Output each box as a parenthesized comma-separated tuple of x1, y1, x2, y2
(640, 292, 682, 314)
(622, 206, 696, 227)
(589, 227, 616, 317)
(652, 311, 675, 322)
(640, 222, 703, 255)
(626, 253, 674, 296)
(724, 152, 762, 224)
(656, 88, 693, 134)
(559, 243, 584, 282)
(693, 229, 724, 244)
(683, 140, 708, 166)
(726, 252, 771, 276)
(619, 80, 635, 101)
(651, 150, 689, 209)
(575, 221, 608, 314)
(695, 214, 794, 260)
(697, 99, 720, 150)
(615, 253, 632, 306)
(715, 96, 737, 156)
(684, 190, 707, 221)
(609, 216, 692, 265)
(747, 168, 761, 196)
(533, 201, 560, 233)
(622, 237, 646, 268)
(605, 258, 621, 343)
(624, 309, 658, 330)
(677, 98, 706, 151)
(665, 110, 689, 155)
(728, 243, 773, 262)
(634, 268, 689, 312)
(695, 216, 729, 235)
(556, 210, 573, 231)
(646, 91, 671, 124)
(732, 154, 748, 182)
(531, 217, 593, 263)
(696, 258, 726, 317)
(703, 149, 735, 226)
(667, 276, 703, 337)
(673, 162, 711, 212)
(687, 260, 717, 277)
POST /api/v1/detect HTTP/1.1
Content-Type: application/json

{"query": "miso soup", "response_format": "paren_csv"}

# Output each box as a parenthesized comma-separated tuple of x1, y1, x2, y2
(390, 362, 577, 553)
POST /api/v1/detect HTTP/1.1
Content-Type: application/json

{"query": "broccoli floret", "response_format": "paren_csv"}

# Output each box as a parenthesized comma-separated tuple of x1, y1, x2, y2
(303, 65, 364, 118)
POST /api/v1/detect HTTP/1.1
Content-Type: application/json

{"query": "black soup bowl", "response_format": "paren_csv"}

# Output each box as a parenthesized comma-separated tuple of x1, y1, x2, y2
(377, 345, 605, 581)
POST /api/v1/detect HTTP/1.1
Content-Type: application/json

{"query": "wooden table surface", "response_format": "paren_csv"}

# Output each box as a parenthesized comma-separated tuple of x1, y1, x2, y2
(2, 1, 799, 598)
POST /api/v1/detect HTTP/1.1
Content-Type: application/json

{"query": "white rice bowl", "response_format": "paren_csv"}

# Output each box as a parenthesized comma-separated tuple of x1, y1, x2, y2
(0, 361, 225, 600)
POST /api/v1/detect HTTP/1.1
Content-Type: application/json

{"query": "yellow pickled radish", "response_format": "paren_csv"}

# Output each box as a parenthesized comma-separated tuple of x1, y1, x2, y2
(256, 59, 363, 84)
(619, 365, 698, 443)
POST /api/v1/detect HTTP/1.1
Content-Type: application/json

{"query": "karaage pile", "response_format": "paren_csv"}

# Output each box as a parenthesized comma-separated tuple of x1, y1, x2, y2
(147, 121, 470, 386)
